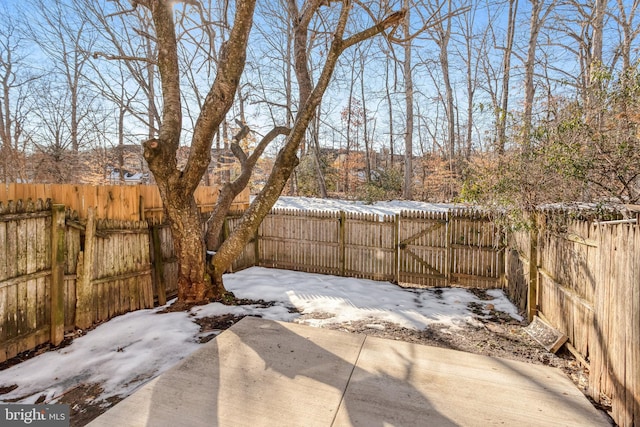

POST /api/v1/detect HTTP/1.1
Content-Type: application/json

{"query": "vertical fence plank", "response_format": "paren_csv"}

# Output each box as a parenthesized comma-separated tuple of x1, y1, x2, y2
(76, 207, 96, 329)
(50, 204, 66, 346)
(339, 211, 346, 276)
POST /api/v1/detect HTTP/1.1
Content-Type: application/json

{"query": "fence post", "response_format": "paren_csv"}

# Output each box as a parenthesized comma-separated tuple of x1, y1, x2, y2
(445, 210, 452, 285)
(394, 214, 400, 284)
(76, 207, 96, 329)
(527, 212, 539, 322)
(139, 195, 145, 221)
(151, 225, 167, 306)
(339, 211, 346, 276)
(50, 204, 66, 346)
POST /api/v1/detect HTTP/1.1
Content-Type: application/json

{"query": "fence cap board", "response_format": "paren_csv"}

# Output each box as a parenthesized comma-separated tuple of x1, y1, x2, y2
(0, 198, 52, 215)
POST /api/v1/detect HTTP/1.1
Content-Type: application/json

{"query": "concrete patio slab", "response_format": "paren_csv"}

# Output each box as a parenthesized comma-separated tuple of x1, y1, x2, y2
(334, 336, 607, 426)
(89, 317, 610, 427)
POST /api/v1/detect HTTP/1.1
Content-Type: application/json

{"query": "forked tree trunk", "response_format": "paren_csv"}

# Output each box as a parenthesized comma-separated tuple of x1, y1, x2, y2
(141, 0, 256, 303)
(141, 0, 403, 303)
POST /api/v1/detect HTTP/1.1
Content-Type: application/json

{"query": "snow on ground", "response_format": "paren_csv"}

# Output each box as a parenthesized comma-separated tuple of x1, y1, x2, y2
(270, 196, 461, 216)
(0, 267, 521, 407)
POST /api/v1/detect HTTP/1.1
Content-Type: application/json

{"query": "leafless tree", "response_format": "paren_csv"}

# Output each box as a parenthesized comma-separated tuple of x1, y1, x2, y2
(80, 0, 161, 138)
(0, 6, 35, 183)
(611, 0, 639, 76)
(402, 0, 415, 199)
(497, 0, 517, 153)
(521, 0, 556, 145)
(98, 0, 404, 302)
(28, 0, 97, 155)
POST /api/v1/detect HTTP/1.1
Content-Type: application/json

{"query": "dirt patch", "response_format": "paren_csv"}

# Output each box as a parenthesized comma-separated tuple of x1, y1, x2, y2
(56, 384, 122, 427)
(195, 313, 251, 343)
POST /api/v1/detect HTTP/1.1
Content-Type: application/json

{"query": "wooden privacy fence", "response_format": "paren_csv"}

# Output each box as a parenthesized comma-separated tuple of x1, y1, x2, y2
(228, 208, 504, 288)
(0, 200, 157, 362)
(508, 211, 640, 427)
(0, 183, 250, 221)
(1, 195, 637, 426)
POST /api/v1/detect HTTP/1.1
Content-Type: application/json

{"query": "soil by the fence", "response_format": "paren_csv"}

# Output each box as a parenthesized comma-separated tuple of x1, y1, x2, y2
(2, 296, 613, 427)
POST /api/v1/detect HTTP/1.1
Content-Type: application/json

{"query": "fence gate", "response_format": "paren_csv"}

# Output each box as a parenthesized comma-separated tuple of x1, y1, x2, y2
(397, 210, 504, 288)
(397, 211, 449, 287)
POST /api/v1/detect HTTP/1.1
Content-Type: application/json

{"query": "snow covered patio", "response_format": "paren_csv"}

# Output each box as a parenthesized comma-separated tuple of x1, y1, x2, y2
(89, 316, 608, 427)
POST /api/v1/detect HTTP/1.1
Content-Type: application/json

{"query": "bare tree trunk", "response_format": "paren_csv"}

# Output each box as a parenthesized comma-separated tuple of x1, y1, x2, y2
(142, 0, 257, 303)
(615, 0, 637, 73)
(403, 1, 413, 199)
(497, 0, 517, 154)
(344, 66, 356, 194)
(311, 104, 328, 198)
(361, 59, 371, 184)
(522, 0, 555, 147)
(586, 0, 606, 126)
(385, 57, 395, 168)
(431, 0, 456, 194)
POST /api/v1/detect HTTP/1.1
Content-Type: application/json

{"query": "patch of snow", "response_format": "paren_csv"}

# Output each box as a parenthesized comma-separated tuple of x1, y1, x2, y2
(486, 289, 524, 322)
(0, 267, 522, 408)
(0, 306, 200, 404)
(268, 196, 462, 216)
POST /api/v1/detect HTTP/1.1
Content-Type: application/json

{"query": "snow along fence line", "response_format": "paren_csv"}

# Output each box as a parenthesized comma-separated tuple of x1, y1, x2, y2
(1, 196, 637, 427)
(226, 207, 505, 289)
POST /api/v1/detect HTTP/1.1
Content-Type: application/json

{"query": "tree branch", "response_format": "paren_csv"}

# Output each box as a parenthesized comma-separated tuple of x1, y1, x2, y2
(150, 0, 182, 149)
(92, 51, 157, 64)
(206, 125, 289, 250)
(341, 10, 406, 52)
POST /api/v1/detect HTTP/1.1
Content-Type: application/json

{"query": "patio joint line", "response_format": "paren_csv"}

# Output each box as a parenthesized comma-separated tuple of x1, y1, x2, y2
(330, 335, 367, 426)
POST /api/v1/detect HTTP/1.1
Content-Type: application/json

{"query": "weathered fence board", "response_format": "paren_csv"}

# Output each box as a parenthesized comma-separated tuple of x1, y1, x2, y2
(252, 208, 503, 289)
(344, 212, 396, 282)
(449, 209, 503, 288)
(0, 199, 53, 361)
(258, 209, 342, 276)
(397, 210, 449, 287)
(588, 222, 639, 427)
(91, 219, 153, 324)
